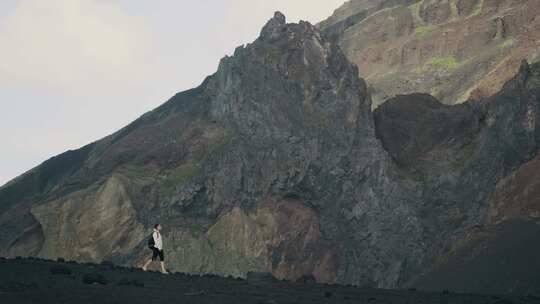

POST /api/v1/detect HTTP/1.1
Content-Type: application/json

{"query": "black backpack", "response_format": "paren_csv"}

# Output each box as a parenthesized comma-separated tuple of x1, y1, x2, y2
(147, 234, 155, 249)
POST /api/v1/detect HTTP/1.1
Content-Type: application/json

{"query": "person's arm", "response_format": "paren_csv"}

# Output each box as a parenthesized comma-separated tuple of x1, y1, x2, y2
(152, 231, 158, 247)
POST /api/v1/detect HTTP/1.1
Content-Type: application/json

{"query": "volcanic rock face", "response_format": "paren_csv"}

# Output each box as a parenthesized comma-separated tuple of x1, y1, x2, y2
(488, 155, 540, 224)
(0, 12, 393, 284)
(319, 0, 540, 107)
(0, 11, 539, 292)
(31, 175, 145, 262)
(374, 61, 540, 292)
(373, 93, 481, 166)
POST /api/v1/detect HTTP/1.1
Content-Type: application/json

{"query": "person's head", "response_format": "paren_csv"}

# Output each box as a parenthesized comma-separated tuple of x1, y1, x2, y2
(154, 224, 162, 231)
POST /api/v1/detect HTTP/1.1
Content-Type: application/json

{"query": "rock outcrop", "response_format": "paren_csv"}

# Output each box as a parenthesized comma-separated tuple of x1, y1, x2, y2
(374, 60, 540, 292)
(0, 12, 390, 284)
(0, 11, 539, 293)
(319, 0, 540, 107)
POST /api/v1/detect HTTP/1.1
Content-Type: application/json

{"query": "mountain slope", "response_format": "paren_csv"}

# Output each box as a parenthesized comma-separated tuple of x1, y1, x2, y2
(319, 0, 540, 107)
(1, 12, 539, 292)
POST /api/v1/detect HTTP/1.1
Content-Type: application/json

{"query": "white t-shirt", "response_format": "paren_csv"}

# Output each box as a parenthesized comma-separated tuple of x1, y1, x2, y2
(153, 230, 163, 250)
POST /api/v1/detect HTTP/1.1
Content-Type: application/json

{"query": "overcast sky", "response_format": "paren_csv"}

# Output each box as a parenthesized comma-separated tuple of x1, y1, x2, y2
(0, 0, 345, 186)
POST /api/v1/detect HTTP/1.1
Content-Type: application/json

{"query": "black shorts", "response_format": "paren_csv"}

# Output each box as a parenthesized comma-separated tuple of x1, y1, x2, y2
(151, 248, 164, 261)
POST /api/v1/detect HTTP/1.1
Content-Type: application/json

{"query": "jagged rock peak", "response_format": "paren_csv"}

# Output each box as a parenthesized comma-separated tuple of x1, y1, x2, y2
(209, 9, 371, 146)
(260, 11, 287, 39)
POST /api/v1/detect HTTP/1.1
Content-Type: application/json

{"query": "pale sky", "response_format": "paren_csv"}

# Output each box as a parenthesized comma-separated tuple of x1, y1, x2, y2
(0, 0, 345, 186)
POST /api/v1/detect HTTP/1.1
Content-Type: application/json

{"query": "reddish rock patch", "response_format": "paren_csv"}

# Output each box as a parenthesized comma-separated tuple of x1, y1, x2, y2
(261, 198, 338, 283)
(488, 154, 540, 224)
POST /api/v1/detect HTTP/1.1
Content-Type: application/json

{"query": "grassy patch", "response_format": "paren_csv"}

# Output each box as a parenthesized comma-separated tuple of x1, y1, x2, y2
(409, 1, 439, 38)
(498, 38, 515, 49)
(409, 1, 424, 25)
(119, 165, 155, 178)
(450, 0, 459, 19)
(415, 25, 433, 36)
(170, 164, 198, 182)
(426, 57, 460, 71)
(412, 66, 425, 74)
(471, 0, 483, 17)
(159, 129, 233, 196)
(161, 163, 198, 194)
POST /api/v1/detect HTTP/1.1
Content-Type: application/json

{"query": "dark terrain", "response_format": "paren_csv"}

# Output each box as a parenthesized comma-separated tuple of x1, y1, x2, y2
(1, 258, 539, 304)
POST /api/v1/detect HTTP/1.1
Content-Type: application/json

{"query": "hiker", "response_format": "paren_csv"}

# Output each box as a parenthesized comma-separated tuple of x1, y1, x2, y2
(142, 224, 169, 274)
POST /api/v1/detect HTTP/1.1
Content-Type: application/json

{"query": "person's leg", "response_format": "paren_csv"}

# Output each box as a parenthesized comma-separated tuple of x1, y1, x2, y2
(159, 250, 168, 274)
(143, 248, 159, 271)
(142, 259, 152, 271)
(160, 261, 167, 273)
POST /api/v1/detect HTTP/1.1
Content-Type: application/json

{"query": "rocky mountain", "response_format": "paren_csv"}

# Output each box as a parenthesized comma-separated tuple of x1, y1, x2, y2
(1, 10, 539, 293)
(319, 0, 540, 107)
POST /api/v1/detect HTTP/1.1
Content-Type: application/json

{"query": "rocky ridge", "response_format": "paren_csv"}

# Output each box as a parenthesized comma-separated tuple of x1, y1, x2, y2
(319, 0, 540, 107)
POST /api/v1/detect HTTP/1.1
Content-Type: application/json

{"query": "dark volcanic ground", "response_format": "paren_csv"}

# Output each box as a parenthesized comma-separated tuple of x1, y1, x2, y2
(1, 258, 539, 304)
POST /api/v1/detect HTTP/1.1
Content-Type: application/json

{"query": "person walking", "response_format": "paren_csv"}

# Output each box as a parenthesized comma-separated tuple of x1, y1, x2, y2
(142, 224, 169, 274)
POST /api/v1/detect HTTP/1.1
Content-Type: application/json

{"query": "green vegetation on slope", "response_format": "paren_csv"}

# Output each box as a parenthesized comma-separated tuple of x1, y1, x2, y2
(409, 1, 424, 26)
(159, 129, 233, 196)
(118, 165, 157, 180)
(450, 0, 459, 19)
(498, 38, 515, 49)
(426, 57, 461, 71)
(471, 0, 484, 17)
(415, 25, 433, 36)
(412, 56, 462, 75)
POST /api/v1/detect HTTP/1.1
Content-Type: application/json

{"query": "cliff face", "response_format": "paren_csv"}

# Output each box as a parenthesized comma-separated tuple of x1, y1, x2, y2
(373, 61, 540, 292)
(0, 12, 395, 284)
(319, 0, 540, 107)
(0, 11, 539, 292)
